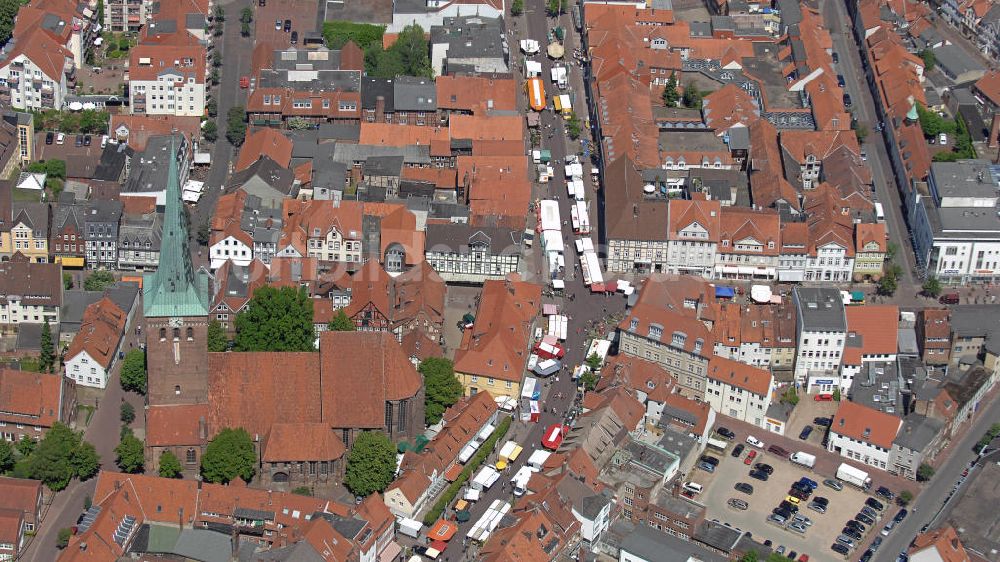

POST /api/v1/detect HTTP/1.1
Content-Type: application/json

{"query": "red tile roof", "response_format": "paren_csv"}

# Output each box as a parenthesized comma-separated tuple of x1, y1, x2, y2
(0, 369, 63, 429)
(263, 423, 346, 462)
(109, 115, 202, 152)
(236, 128, 293, 172)
(0, 508, 23, 547)
(910, 525, 971, 562)
(718, 207, 780, 256)
(319, 331, 423, 429)
(0, 477, 41, 522)
(668, 199, 721, 242)
(974, 70, 1000, 108)
(65, 298, 127, 369)
(436, 76, 518, 113)
(454, 277, 541, 382)
(846, 305, 899, 356)
(707, 355, 772, 396)
(127, 43, 206, 83)
(145, 404, 208, 447)
(0, 6, 74, 81)
(831, 400, 902, 449)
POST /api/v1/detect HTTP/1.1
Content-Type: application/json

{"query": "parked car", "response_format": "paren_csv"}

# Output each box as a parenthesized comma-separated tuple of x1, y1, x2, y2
(846, 520, 865, 532)
(84, 135, 92, 146)
(798, 555, 809, 562)
(837, 74, 845, 87)
(734, 482, 754, 495)
(807, 502, 827, 514)
(774, 507, 793, 520)
(754, 463, 773, 475)
(856, 512, 876, 526)
(45, 131, 54, 144)
(860, 549, 874, 562)
(75, 134, 84, 146)
(842, 527, 863, 541)
(881, 521, 896, 536)
(812, 496, 829, 506)
(792, 514, 813, 526)
(871, 537, 883, 551)
(779, 500, 799, 513)
(700, 455, 720, 466)
(784, 495, 801, 505)
(728, 498, 749, 510)
(788, 522, 808, 534)
(750, 469, 770, 481)
(698, 461, 716, 473)
(939, 133, 947, 145)
(799, 426, 814, 440)
(56, 132, 64, 144)
(275, 19, 282, 29)
(283, 19, 291, 31)
(768, 445, 790, 457)
(814, 417, 833, 426)
(836, 535, 856, 549)
(939, 292, 960, 304)
(832, 52, 840, 63)
(744, 450, 758, 465)
(731, 444, 745, 458)
(240, 76, 250, 88)
(814, 393, 834, 401)
(893, 509, 908, 523)
(788, 551, 798, 561)
(290, 30, 298, 44)
(861, 506, 879, 520)
(746, 435, 764, 448)
(717, 427, 736, 440)
(776, 546, 787, 555)
(876, 486, 894, 501)
(831, 543, 850, 556)
(768, 513, 788, 525)
(866, 498, 885, 511)
(799, 477, 818, 489)
(823, 479, 844, 491)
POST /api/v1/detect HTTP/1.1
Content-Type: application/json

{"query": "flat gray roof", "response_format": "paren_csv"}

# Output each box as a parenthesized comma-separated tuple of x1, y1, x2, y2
(794, 287, 846, 332)
(622, 521, 727, 562)
(930, 160, 998, 200)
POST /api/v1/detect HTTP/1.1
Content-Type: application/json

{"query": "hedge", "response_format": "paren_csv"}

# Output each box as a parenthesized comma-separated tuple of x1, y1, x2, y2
(422, 415, 511, 526)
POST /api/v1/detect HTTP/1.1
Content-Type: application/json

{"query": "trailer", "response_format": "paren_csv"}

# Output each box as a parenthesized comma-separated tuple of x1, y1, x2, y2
(706, 437, 729, 452)
(571, 178, 586, 201)
(511, 466, 537, 496)
(836, 463, 872, 489)
(397, 517, 422, 538)
(521, 377, 540, 400)
(526, 77, 546, 111)
(580, 251, 604, 286)
(789, 452, 816, 468)
(573, 200, 590, 234)
(471, 466, 501, 491)
(547, 315, 568, 341)
(527, 449, 552, 470)
(497, 441, 523, 466)
(467, 500, 510, 543)
(550, 65, 568, 89)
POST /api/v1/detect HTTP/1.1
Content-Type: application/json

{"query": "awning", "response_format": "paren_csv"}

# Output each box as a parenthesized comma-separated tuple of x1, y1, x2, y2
(458, 443, 478, 463)
(431, 540, 449, 552)
(378, 541, 402, 562)
(56, 256, 85, 267)
(715, 286, 736, 298)
(477, 424, 496, 441)
(429, 520, 458, 542)
(737, 266, 757, 275)
(590, 283, 605, 293)
(463, 488, 481, 501)
(194, 152, 212, 164)
(851, 291, 865, 301)
(542, 303, 559, 316)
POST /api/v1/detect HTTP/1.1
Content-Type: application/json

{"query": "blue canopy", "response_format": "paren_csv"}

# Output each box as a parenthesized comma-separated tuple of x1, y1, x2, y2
(715, 286, 736, 298)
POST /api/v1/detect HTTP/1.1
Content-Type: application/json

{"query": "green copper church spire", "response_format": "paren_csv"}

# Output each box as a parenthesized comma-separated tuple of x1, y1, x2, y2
(143, 135, 209, 317)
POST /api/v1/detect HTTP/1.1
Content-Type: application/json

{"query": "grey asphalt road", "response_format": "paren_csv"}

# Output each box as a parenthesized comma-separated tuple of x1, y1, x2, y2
(823, 0, 917, 287)
(874, 393, 1000, 561)
(441, 4, 627, 560)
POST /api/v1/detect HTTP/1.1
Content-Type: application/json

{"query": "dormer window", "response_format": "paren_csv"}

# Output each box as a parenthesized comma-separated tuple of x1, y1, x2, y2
(629, 318, 639, 331)
(671, 331, 687, 348)
(648, 323, 663, 340)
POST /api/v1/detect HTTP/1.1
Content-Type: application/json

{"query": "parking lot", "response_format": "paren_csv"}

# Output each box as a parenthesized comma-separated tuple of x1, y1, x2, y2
(691, 437, 886, 561)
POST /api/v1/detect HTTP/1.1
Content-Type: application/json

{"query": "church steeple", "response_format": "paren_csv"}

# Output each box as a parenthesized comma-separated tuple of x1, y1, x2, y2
(143, 135, 209, 318)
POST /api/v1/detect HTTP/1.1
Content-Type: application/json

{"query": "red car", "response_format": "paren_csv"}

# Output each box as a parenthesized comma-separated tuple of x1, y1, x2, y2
(744, 449, 757, 465)
(239, 76, 250, 88)
(814, 393, 833, 401)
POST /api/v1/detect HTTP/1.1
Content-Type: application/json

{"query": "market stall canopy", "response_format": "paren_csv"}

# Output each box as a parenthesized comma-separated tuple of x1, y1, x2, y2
(428, 519, 458, 542)
(547, 42, 565, 59)
(750, 285, 772, 303)
(715, 286, 735, 298)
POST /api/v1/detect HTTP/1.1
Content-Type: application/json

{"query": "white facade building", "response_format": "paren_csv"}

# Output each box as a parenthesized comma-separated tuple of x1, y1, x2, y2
(704, 356, 773, 428)
(827, 401, 901, 472)
(128, 45, 207, 117)
(209, 231, 254, 270)
(793, 287, 847, 383)
(0, 53, 69, 111)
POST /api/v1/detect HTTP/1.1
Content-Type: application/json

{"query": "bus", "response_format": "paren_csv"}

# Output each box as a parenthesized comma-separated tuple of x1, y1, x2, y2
(874, 202, 885, 223)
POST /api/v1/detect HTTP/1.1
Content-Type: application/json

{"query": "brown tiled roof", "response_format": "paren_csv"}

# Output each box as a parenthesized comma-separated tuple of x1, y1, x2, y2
(0, 369, 62, 429)
(603, 156, 668, 242)
(207, 352, 322, 437)
(702, 85, 760, 130)
(919, 308, 950, 340)
(387, 467, 431, 504)
(0, 477, 40, 521)
(358, 122, 450, 148)
(454, 277, 541, 382)
(597, 354, 676, 403)
(668, 199, 721, 242)
(0, 6, 73, 81)
(975, 70, 1000, 108)
(449, 114, 523, 142)
(0, 260, 62, 307)
(0, 508, 23, 546)
(909, 525, 971, 562)
(855, 222, 887, 253)
(831, 400, 901, 449)
(618, 302, 714, 359)
(662, 393, 712, 435)
(707, 355, 772, 396)
(263, 423, 346, 462)
(411, 391, 497, 476)
(145, 404, 208, 447)
(109, 115, 201, 152)
(400, 167, 458, 189)
(749, 120, 800, 211)
(319, 331, 423, 429)
(65, 297, 127, 369)
(718, 207, 780, 256)
(846, 305, 899, 356)
(127, 43, 206, 83)
(436, 76, 518, 113)
(236, 128, 293, 172)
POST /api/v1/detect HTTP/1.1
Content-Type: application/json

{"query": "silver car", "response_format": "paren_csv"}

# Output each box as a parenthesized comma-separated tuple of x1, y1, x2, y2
(792, 514, 813, 526)
(767, 514, 787, 526)
(807, 502, 827, 513)
(836, 535, 857, 549)
(788, 521, 808, 534)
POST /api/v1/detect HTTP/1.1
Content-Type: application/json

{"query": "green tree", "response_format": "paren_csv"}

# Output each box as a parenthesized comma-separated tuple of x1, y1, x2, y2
(197, 221, 211, 246)
(580, 370, 598, 391)
(206, 98, 218, 118)
(919, 48, 936, 71)
(0, 439, 14, 473)
(420, 357, 463, 425)
(683, 82, 704, 108)
(120, 349, 146, 394)
(922, 276, 943, 298)
(27, 159, 66, 180)
(63, 272, 73, 290)
(322, 20, 386, 50)
(393, 24, 432, 78)
(39, 319, 55, 373)
(878, 264, 901, 296)
(286, 117, 313, 130)
(83, 270, 115, 291)
(120, 402, 135, 425)
(741, 552, 759, 562)
(511, 0, 524, 15)
(201, 428, 256, 484)
(917, 462, 935, 481)
(327, 310, 356, 332)
(854, 122, 869, 144)
(202, 120, 218, 143)
(662, 72, 679, 107)
(114, 432, 144, 473)
(0, 0, 21, 48)
(344, 431, 396, 496)
(291, 486, 313, 496)
(209, 68, 220, 86)
(240, 6, 253, 23)
(241, 20, 252, 37)
(207, 320, 228, 352)
(213, 5, 225, 21)
(226, 106, 247, 146)
(159, 450, 183, 478)
(546, 0, 567, 15)
(898, 490, 914, 505)
(234, 286, 315, 351)
(25, 423, 100, 491)
(585, 353, 603, 371)
(566, 113, 582, 140)
(57, 527, 72, 549)
(16, 435, 36, 457)
(781, 386, 800, 405)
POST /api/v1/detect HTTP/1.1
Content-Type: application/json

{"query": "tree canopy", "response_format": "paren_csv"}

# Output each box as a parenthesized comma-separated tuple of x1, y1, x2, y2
(84, 271, 116, 291)
(39, 320, 55, 374)
(114, 432, 145, 473)
(323, 20, 385, 50)
(662, 72, 679, 107)
(120, 349, 147, 394)
(23, 423, 100, 491)
(234, 286, 315, 351)
(0, 440, 14, 474)
(922, 276, 942, 298)
(120, 402, 136, 425)
(207, 320, 228, 352)
(420, 357, 463, 425)
(344, 431, 396, 496)
(159, 451, 183, 479)
(0, 0, 20, 46)
(327, 310, 356, 332)
(226, 106, 246, 146)
(364, 24, 432, 79)
(201, 428, 256, 484)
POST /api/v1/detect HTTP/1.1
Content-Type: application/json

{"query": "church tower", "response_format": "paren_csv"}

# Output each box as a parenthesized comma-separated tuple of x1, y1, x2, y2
(143, 136, 210, 405)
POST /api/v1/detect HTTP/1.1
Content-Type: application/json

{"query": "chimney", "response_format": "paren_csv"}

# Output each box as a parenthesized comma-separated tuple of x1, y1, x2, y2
(376, 95, 386, 119)
(178, 507, 184, 529)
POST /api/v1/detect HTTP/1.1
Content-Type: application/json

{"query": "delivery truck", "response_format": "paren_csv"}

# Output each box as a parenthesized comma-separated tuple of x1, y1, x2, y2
(789, 452, 816, 468)
(511, 466, 536, 496)
(836, 463, 873, 489)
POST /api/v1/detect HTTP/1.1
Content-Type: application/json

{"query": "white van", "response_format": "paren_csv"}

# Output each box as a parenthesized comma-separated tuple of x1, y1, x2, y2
(682, 482, 704, 495)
